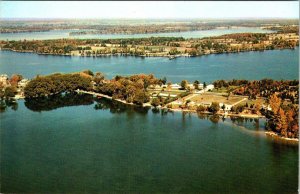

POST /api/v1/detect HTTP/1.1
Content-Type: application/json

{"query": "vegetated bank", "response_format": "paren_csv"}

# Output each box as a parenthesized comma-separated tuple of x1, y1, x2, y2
(1, 70, 296, 142)
(0, 30, 298, 58)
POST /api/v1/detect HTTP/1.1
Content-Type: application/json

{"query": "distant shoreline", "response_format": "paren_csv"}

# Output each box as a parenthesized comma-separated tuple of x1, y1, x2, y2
(1, 46, 298, 59)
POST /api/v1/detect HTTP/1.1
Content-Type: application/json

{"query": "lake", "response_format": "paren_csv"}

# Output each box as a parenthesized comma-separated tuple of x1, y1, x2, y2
(0, 47, 298, 83)
(0, 95, 298, 193)
(0, 27, 274, 40)
(0, 40, 298, 193)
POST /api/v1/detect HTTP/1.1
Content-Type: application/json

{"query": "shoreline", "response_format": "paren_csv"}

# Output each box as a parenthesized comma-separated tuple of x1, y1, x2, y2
(1, 46, 298, 59)
(15, 91, 299, 144)
(265, 131, 299, 143)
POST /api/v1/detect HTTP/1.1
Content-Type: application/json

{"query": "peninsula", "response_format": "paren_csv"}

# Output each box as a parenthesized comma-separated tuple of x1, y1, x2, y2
(1, 71, 298, 141)
(0, 29, 298, 58)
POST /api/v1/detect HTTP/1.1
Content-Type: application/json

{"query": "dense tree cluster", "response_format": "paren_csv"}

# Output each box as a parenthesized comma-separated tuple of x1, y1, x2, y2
(264, 26, 299, 34)
(24, 73, 92, 98)
(95, 74, 160, 105)
(1, 31, 298, 57)
(213, 79, 299, 102)
(1, 39, 78, 54)
(264, 94, 298, 138)
(0, 83, 18, 112)
(213, 33, 268, 42)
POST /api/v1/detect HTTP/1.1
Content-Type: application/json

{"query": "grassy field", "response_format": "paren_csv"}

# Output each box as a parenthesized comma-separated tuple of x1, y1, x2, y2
(189, 93, 247, 105)
(211, 86, 240, 93)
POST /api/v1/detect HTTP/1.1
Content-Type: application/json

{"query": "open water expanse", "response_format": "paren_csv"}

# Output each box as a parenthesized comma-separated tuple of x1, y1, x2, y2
(0, 96, 298, 193)
(0, 44, 298, 193)
(0, 47, 298, 83)
(0, 27, 273, 40)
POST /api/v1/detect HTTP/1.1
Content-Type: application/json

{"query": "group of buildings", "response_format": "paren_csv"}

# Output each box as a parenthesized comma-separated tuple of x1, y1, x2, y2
(0, 74, 29, 99)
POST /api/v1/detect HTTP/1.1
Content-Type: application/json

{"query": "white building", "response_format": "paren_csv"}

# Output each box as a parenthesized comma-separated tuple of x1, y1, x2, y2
(170, 84, 181, 89)
(219, 103, 233, 112)
(0, 74, 8, 86)
(187, 83, 204, 90)
(204, 84, 214, 91)
(18, 79, 29, 88)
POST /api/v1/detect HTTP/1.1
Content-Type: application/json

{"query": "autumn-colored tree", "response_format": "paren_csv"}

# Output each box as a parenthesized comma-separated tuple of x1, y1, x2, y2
(275, 108, 288, 137)
(286, 109, 295, 128)
(254, 100, 262, 114)
(181, 80, 188, 90)
(10, 74, 23, 87)
(167, 82, 172, 90)
(269, 93, 281, 114)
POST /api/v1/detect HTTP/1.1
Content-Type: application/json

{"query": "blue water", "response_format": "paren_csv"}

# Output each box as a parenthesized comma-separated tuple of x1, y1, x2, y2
(0, 97, 298, 193)
(0, 27, 274, 40)
(0, 47, 298, 83)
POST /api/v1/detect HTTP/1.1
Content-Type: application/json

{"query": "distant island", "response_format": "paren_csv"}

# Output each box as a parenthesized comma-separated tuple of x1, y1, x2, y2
(1, 71, 298, 142)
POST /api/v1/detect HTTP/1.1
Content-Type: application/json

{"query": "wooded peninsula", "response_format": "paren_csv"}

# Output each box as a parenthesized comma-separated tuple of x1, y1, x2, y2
(1, 71, 298, 141)
(1, 30, 298, 58)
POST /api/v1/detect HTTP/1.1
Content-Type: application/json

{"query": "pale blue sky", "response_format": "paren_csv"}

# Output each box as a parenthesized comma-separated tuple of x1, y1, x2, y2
(0, 1, 298, 19)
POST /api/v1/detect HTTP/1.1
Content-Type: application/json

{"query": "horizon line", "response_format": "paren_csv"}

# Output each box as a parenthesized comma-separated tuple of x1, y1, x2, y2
(1, 17, 299, 20)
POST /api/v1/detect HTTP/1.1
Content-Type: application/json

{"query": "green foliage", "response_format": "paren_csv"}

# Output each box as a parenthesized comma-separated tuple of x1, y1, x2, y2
(4, 86, 17, 98)
(24, 73, 92, 98)
(83, 70, 94, 76)
(133, 90, 150, 105)
(151, 98, 161, 107)
(181, 80, 188, 90)
(96, 74, 159, 105)
(208, 102, 220, 114)
(197, 105, 206, 112)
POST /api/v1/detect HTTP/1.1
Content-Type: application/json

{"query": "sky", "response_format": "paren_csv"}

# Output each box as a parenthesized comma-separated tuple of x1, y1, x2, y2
(0, 1, 298, 19)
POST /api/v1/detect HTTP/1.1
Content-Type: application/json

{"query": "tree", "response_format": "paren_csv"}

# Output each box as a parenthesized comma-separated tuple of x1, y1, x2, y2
(269, 93, 281, 114)
(208, 102, 220, 114)
(203, 82, 207, 89)
(167, 82, 172, 90)
(161, 77, 167, 85)
(254, 100, 262, 114)
(151, 98, 160, 108)
(181, 80, 188, 90)
(197, 105, 206, 112)
(276, 108, 288, 137)
(221, 104, 226, 111)
(193, 80, 200, 90)
(133, 89, 150, 105)
(83, 70, 94, 76)
(10, 74, 23, 86)
(4, 86, 17, 99)
(93, 72, 105, 85)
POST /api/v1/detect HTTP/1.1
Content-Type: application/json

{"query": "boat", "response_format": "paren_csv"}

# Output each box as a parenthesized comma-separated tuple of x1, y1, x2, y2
(169, 56, 176, 60)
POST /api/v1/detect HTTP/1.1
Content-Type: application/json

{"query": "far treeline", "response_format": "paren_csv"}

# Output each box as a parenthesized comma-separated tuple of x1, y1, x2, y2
(1, 19, 298, 34)
(0, 30, 298, 57)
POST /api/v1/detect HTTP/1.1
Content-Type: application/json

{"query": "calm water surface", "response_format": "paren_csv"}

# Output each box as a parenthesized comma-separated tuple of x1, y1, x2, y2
(0, 36, 298, 193)
(0, 28, 273, 40)
(0, 96, 298, 193)
(0, 47, 298, 83)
